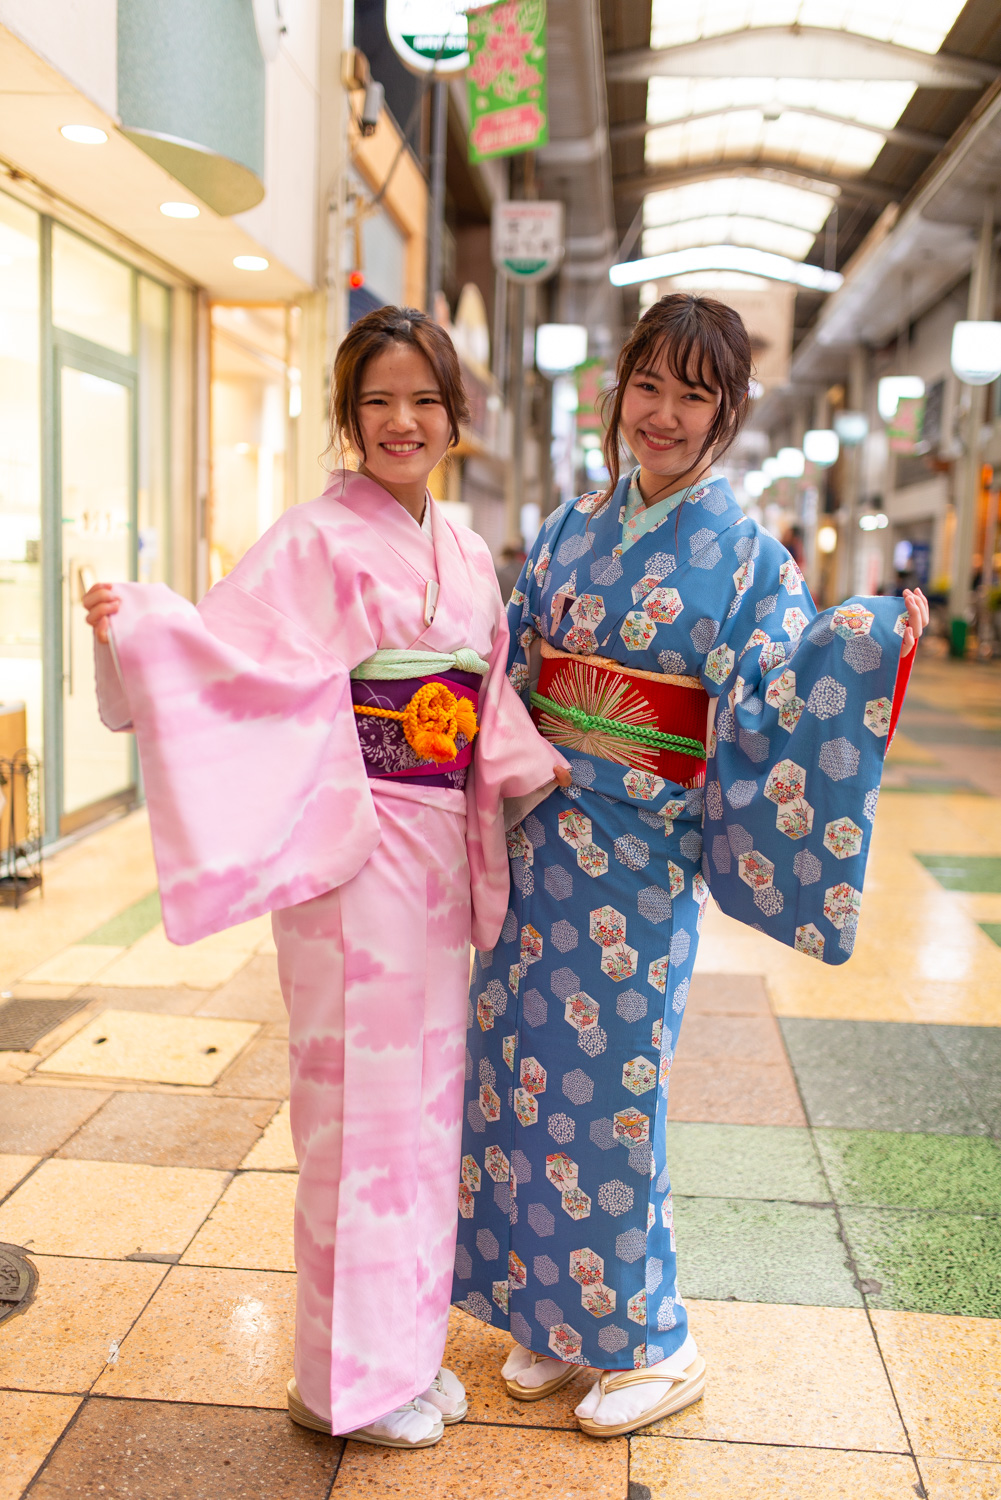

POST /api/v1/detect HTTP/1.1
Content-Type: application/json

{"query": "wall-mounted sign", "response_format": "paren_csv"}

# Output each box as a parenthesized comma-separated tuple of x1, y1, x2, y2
(492, 200, 563, 283)
(467, 0, 548, 162)
(385, 0, 470, 75)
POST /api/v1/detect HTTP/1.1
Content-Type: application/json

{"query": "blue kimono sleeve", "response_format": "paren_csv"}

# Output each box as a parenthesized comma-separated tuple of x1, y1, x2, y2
(698, 524, 907, 966)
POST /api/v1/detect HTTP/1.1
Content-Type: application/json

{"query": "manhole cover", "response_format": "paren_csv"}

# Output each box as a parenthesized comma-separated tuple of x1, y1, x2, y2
(0, 1243, 37, 1326)
(0, 998, 86, 1051)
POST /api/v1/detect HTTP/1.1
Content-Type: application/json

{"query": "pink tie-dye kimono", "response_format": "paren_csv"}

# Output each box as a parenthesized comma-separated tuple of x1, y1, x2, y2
(94, 470, 562, 1431)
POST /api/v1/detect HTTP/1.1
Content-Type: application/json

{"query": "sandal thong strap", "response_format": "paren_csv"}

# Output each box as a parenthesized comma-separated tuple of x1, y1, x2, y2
(598, 1365, 690, 1395)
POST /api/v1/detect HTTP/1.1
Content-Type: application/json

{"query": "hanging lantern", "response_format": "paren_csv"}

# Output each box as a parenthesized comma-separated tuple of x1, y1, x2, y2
(834, 411, 868, 446)
(950, 321, 1001, 386)
(803, 429, 840, 467)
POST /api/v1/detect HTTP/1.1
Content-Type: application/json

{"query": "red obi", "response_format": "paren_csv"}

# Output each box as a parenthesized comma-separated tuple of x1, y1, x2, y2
(532, 647, 709, 789)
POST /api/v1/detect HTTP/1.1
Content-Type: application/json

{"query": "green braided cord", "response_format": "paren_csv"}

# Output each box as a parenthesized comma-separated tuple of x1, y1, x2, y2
(531, 692, 706, 759)
(351, 646, 489, 680)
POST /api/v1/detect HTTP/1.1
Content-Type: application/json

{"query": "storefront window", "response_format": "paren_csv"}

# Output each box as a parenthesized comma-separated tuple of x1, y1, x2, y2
(0, 193, 42, 758)
(51, 224, 133, 355)
(138, 276, 170, 583)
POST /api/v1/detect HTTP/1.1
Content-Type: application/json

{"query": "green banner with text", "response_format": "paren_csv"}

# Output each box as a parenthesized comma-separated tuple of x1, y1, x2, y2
(466, 0, 548, 164)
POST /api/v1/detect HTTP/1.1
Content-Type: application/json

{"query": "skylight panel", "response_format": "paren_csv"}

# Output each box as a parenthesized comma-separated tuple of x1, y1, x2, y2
(644, 112, 885, 176)
(645, 77, 916, 131)
(650, 0, 966, 54)
(642, 215, 817, 260)
(643, 177, 835, 234)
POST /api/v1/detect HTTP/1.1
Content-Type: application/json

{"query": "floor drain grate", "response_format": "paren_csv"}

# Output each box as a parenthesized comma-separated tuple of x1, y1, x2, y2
(0, 997, 86, 1051)
(0, 1242, 37, 1326)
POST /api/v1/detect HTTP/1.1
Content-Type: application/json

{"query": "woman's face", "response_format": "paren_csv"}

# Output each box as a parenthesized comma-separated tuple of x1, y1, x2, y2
(618, 344, 722, 487)
(355, 342, 452, 494)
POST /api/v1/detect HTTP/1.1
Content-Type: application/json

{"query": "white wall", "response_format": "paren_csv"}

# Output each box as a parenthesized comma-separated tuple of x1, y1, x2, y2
(0, 0, 117, 116)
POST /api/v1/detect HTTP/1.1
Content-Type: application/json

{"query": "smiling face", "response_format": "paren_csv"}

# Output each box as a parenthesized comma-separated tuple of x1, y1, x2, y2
(617, 342, 723, 499)
(354, 342, 453, 515)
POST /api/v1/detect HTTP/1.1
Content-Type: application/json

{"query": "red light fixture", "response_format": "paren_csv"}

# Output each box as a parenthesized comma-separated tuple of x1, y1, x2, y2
(349, 270, 365, 289)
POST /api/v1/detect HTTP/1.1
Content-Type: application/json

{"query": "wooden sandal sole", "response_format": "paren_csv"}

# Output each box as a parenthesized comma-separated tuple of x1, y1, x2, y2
(504, 1364, 580, 1402)
(577, 1358, 706, 1439)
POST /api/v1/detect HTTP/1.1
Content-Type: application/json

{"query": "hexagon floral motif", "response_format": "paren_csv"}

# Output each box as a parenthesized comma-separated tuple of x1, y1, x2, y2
(563, 626, 599, 655)
(759, 641, 786, 672)
(509, 1251, 527, 1289)
(479, 1083, 501, 1122)
(741, 628, 770, 659)
(613, 1107, 650, 1145)
(513, 1087, 538, 1127)
(503, 1035, 517, 1071)
(647, 956, 669, 994)
(775, 796, 814, 840)
(622, 1056, 657, 1095)
(765, 668, 797, 708)
(632, 572, 662, 603)
(484, 1147, 510, 1183)
(738, 849, 775, 889)
(590, 906, 627, 946)
(520, 924, 543, 965)
(778, 696, 805, 733)
(824, 881, 862, 931)
(779, 559, 804, 594)
(764, 758, 806, 804)
(581, 1283, 616, 1317)
(622, 768, 665, 802)
(863, 697, 892, 737)
(476, 991, 495, 1032)
(620, 611, 658, 651)
(506, 824, 532, 864)
(577, 842, 609, 878)
(824, 817, 863, 860)
(520, 1057, 547, 1095)
(569, 1248, 604, 1286)
(627, 1290, 647, 1325)
(461, 1155, 482, 1192)
(549, 1322, 583, 1360)
(667, 861, 685, 898)
(782, 607, 809, 639)
(733, 559, 754, 595)
(508, 964, 521, 996)
(558, 809, 592, 848)
(568, 593, 605, 628)
(794, 922, 825, 960)
(832, 603, 874, 638)
(546, 1152, 579, 1190)
(458, 1183, 475, 1218)
(561, 1186, 592, 1220)
(704, 643, 735, 685)
(565, 991, 600, 1032)
(600, 942, 639, 982)
(643, 586, 683, 624)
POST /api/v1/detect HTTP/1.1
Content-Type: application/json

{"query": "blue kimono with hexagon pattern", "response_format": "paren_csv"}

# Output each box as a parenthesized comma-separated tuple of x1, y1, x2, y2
(451, 472, 907, 1373)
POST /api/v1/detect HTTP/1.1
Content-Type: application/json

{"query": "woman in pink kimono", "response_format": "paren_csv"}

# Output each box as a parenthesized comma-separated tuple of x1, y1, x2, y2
(83, 306, 568, 1449)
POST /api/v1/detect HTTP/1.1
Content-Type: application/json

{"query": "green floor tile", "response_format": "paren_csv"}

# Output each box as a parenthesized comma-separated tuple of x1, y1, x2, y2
(980, 922, 1001, 949)
(666, 1124, 827, 1202)
(673, 1197, 861, 1308)
(915, 853, 1001, 892)
(80, 890, 162, 947)
(814, 1130, 1001, 1212)
(882, 780, 985, 795)
(841, 1208, 1001, 1317)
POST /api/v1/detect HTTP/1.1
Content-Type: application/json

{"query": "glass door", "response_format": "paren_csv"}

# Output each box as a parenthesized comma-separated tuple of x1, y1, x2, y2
(58, 359, 136, 828)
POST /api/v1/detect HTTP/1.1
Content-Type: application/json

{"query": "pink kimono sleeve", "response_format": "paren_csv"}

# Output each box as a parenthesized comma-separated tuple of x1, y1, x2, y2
(96, 578, 380, 945)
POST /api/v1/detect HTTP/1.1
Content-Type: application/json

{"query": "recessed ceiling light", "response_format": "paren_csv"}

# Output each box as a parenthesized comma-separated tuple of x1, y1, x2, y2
(60, 124, 108, 145)
(233, 255, 269, 271)
(160, 201, 200, 219)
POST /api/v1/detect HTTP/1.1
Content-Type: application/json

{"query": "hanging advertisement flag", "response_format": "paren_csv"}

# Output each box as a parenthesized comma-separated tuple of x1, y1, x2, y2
(467, 0, 548, 163)
(492, 200, 563, 283)
(385, 0, 470, 76)
(887, 395, 925, 454)
(575, 358, 607, 436)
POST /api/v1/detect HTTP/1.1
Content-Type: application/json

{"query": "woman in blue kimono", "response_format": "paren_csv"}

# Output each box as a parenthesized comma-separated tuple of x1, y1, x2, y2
(452, 294, 927, 1438)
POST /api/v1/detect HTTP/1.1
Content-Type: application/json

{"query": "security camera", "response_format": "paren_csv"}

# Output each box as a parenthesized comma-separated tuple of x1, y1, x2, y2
(360, 80, 384, 136)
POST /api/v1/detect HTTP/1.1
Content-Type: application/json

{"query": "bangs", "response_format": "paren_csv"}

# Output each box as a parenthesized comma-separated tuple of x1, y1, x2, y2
(643, 327, 718, 393)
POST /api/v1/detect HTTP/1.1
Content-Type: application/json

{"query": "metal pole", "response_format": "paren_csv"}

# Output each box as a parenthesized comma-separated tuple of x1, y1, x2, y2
(506, 282, 526, 547)
(426, 81, 448, 312)
(949, 201, 995, 654)
(839, 343, 866, 598)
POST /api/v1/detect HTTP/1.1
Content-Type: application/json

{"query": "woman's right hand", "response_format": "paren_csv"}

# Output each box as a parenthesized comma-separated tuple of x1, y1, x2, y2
(82, 583, 121, 645)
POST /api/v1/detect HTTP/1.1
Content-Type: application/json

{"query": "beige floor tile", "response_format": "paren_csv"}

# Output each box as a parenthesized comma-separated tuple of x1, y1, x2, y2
(0, 1084, 111, 1154)
(213, 1038, 290, 1099)
(95, 928, 254, 990)
(36, 1010, 259, 1086)
(905, 982, 1001, 1027)
(56, 1092, 273, 1170)
(646, 1301, 906, 1452)
(629, 1438, 919, 1499)
(20, 946, 124, 986)
(0, 1153, 39, 1200)
(93, 1264, 295, 1408)
(0, 1390, 82, 1500)
(872, 1310, 1001, 1462)
(182, 1172, 296, 1271)
(194, 955, 287, 1023)
(1, 1255, 165, 1394)
(920, 1457, 1001, 1499)
(767, 973, 915, 1022)
(241, 1101, 296, 1170)
(441, 1304, 595, 1430)
(0, 1158, 228, 1259)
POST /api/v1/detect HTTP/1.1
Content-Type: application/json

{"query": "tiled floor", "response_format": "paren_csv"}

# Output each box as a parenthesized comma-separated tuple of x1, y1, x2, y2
(0, 655, 999, 1498)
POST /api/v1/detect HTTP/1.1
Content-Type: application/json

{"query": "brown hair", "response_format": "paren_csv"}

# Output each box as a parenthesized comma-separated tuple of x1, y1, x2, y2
(599, 293, 752, 505)
(329, 305, 470, 463)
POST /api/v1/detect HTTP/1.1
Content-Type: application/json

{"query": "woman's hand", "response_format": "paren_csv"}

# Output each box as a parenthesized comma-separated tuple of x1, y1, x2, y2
(82, 583, 121, 645)
(554, 765, 572, 788)
(900, 587, 930, 658)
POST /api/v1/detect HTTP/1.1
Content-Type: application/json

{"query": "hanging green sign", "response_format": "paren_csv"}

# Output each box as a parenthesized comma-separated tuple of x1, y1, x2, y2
(466, 0, 548, 164)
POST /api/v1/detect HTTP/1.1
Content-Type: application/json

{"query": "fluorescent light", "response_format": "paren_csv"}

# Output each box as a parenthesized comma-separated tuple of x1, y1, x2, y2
(762, 457, 782, 479)
(744, 470, 770, 497)
(803, 429, 840, 466)
(160, 201, 200, 219)
(877, 376, 924, 422)
(817, 525, 838, 554)
(234, 255, 269, 271)
(536, 323, 588, 375)
(609, 245, 842, 292)
(60, 124, 108, 145)
(776, 447, 805, 478)
(834, 411, 868, 446)
(859, 512, 889, 531)
(950, 321, 1001, 387)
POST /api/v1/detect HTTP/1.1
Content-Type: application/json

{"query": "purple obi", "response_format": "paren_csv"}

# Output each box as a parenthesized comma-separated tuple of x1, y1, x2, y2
(351, 669, 481, 789)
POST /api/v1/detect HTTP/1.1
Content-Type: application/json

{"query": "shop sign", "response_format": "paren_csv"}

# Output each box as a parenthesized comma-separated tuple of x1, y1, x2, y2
(492, 200, 563, 283)
(887, 395, 925, 454)
(575, 358, 608, 435)
(385, 0, 470, 75)
(467, 0, 548, 162)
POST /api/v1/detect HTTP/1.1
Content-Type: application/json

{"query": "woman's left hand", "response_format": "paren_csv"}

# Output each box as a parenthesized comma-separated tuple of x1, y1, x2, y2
(900, 587, 930, 658)
(554, 765, 572, 787)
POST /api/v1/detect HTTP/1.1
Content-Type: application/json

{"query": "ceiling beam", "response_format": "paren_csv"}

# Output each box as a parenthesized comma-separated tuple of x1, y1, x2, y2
(605, 29, 1000, 88)
(616, 161, 898, 206)
(610, 107, 948, 156)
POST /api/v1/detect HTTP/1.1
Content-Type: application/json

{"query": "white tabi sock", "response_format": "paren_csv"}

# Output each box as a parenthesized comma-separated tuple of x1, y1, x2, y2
(574, 1334, 699, 1427)
(501, 1343, 574, 1390)
(418, 1365, 466, 1417)
(348, 1395, 441, 1445)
